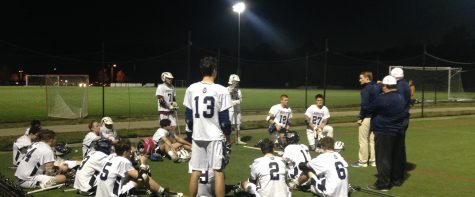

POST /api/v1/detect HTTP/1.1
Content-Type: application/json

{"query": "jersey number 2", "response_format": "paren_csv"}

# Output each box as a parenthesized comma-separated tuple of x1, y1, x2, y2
(194, 96, 215, 118)
(269, 162, 280, 180)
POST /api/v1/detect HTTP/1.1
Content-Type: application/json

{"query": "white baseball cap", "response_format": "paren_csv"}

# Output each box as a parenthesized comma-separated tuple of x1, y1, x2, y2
(101, 117, 114, 125)
(390, 67, 404, 78)
(382, 75, 397, 85)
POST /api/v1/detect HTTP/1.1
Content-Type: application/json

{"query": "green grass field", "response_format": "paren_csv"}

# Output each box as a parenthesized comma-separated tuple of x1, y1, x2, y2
(1, 86, 474, 123)
(1, 116, 474, 196)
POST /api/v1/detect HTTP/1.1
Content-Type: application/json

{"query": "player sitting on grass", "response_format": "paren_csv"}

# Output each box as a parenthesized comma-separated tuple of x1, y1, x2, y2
(152, 119, 192, 162)
(74, 139, 114, 195)
(14, 129, 69, 189)
(297, 137, 349, 197)
(12, 125, 40, 166)
(281, 133, 312, 190)
(240, 138, 290, 197)
(305, 94, 334, 152)
(267, 94, 293, 149)
(100, 117, 119, 143)
(82, 120, 102, 157)
(96, 139, 179, 197)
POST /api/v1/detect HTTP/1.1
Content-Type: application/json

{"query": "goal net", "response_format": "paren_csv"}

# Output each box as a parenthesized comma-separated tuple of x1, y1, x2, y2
(25, 75, 89, 119)
(389, 66, 466, 101)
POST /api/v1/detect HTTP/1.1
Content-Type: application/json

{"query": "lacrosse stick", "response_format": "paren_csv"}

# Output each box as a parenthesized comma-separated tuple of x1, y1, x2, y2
(27, 183, 65, 194)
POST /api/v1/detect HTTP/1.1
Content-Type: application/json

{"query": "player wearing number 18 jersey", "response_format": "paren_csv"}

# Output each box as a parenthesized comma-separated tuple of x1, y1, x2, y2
(185, 57, 232, 197)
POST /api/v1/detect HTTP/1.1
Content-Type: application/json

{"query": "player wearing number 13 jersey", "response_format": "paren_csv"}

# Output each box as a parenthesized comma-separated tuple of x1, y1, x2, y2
(184, 57, 232, 197)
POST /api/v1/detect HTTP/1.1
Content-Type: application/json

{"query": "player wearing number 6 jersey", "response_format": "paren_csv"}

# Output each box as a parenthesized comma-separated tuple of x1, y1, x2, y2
(299, 137, 349, 197)
(184, 56, 232, 197)
(305, 94, 334, 151)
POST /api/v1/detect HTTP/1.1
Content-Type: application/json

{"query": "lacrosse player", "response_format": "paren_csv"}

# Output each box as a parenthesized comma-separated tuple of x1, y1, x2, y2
(100, 117, 119, 143)
(227, 74, 246, 145)
(82, 120, 102, 157)
(12, 126, 40, 166)
(152, 119, 192, 162)
(267, 94, 293, 148)
(24, 119, 41, 135)
(156, 71, 179, 132)
(298, 137, 349, 197)
(241, 138, 290, 197)
(305, 94, 334, 152)
(74, 139, 114, 195)
(96, 139, 174, 197)
(281, 133, 311, 190)
(14, 129, 68, 189)
(184, 56, 232, 197)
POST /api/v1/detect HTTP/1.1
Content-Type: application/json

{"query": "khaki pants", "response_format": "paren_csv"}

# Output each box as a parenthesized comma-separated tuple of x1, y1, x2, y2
(358, 118, 375, 163)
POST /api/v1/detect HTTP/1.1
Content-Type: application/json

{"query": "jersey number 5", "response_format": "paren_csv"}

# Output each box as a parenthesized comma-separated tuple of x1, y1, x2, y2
(194, 96, 215, 118)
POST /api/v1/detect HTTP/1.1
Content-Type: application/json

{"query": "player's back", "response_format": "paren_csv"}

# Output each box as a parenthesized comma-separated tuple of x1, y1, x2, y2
(12, 135, 31, 166)
(74, 151, 111, 192)
(310, 152, 349, 197)
(14, 142, 54, 180)
(184, 82, 232, 141)
(251, 156, 290, 197)
(96, 155, 134, 197)
(283, 144, 311, 179)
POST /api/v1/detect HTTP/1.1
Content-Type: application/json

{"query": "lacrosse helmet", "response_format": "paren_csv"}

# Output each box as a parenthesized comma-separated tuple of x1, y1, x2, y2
(95, 139, 112, 155)
(286, 132, 300, 145)
(54, 142, 70, 156)
(137, 138, 155, 155)
(161, 72, 174, 82)
(334, 141, 345, 152)
(228, 74, 240, 85)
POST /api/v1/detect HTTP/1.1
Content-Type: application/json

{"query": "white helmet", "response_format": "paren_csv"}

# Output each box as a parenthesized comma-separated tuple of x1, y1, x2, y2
(390, 67, 404, 78)
(101, 117, 113, 125)
(161, 72, 174, 82)
(228, 74, 240, 85)
(334, 141, 345, 152)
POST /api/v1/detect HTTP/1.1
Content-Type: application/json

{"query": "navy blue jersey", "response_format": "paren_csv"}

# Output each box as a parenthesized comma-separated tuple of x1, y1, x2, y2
(359, 82, 379, 120)
(367, 91, 405, 136)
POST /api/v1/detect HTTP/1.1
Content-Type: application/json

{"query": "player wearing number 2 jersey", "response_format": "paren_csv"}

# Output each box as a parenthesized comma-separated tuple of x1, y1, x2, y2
(184, 57, 232, 197)
(305, 94, 334, 151)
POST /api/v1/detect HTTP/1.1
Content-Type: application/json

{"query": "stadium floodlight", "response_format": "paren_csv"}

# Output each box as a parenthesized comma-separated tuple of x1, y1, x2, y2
(233, 1, 246, 75)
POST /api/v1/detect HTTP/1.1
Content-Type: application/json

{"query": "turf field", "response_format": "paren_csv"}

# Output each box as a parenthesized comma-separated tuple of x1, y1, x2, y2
(1, 116, 474, 196)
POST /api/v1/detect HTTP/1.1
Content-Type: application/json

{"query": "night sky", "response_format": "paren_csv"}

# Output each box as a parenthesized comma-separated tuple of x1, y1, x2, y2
(1, 0, 475, 85)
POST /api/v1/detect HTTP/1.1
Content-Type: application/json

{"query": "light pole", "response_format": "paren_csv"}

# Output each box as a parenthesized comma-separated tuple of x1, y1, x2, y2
(233, 1, 245, 75)
(18, 70, 23, 85)
(111, 64, 117, 84)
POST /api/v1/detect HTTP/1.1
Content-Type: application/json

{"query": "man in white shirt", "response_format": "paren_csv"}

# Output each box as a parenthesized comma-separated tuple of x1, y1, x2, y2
(305, 94, 334, 151)
(241, 138, 290, 197)
(13, 126, 40, 166)
(82, 120, 102, 157)
(156, 72, 179, 132)
(227, 74, 246, 145)
(298, 137, 349, 197)
(184, 57, 232, 197)
(14, 129, 68, 189)
(267, 94, 292, 148)
(153, 119, 192, 162)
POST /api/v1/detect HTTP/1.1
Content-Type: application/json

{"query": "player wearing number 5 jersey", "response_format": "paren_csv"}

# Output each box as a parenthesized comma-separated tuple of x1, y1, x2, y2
(299, 137, 349, 197)
(305, 94, 334, 151)
(241, 138, 290, 197)
(184, 56, 232, 197)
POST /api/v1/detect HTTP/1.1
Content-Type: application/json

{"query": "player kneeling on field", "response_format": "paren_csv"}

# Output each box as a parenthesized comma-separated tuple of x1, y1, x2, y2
(14, 129, 69, 189)
(152, 119, 192, 162)
(96, 139, 179, 197)
(305, 94, 334, 152)
(298, 137, 349, 197)
(241, 138, 290, 197)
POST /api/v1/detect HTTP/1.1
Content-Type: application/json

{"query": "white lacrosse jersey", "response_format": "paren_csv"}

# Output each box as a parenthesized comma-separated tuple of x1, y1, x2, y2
(183, 82, 232, 141)
(12, 135, 32, 166)
(96, 156, 134, 197)
(305, 105, 330, 128)
(152, 128, 174, 147)
(24, 127, 30, 136)
(250, 156, 290, 197)
(156, 83, 176, 112)
(309, 151, 349, 197)
(74, 151, 112, 192)
(14, 141, 55, 180)
(82, 132, 101, 157)
(228, 86, 242, 113)
(283, 144, 311, 180)
(100, 126, 117, 140)
(268, 104, 293, 126)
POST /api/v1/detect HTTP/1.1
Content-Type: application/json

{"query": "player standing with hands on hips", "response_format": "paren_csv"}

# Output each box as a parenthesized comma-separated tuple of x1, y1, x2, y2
(228, 74, 246, 145)
(184, 57, 232, 197)
(156, 72, 179, 132)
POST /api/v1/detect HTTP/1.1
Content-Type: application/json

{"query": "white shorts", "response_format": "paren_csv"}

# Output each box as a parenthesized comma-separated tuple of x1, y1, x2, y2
(190, 140, 225, 171)
(229, 110, 241, 125)
(306, 125, 334, 146)
(16, 175, 54, 189)
(160, 112, 177, 126)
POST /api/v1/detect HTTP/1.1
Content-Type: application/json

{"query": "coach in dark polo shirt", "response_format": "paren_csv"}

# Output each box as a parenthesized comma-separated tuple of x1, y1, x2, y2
(366, 75, 405, 191)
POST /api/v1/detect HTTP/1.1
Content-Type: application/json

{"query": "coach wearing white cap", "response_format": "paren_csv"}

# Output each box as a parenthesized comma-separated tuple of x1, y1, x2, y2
(366, 75, 406, 191)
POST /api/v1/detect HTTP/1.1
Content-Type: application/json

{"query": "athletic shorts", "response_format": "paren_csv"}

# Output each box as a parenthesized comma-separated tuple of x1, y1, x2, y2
(160, 113, 177, 126)
(229, 110, 241, 125)
(119, 181, 137, 196)
(190, 140, 225, 171)
(16, 175, 53, 189)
